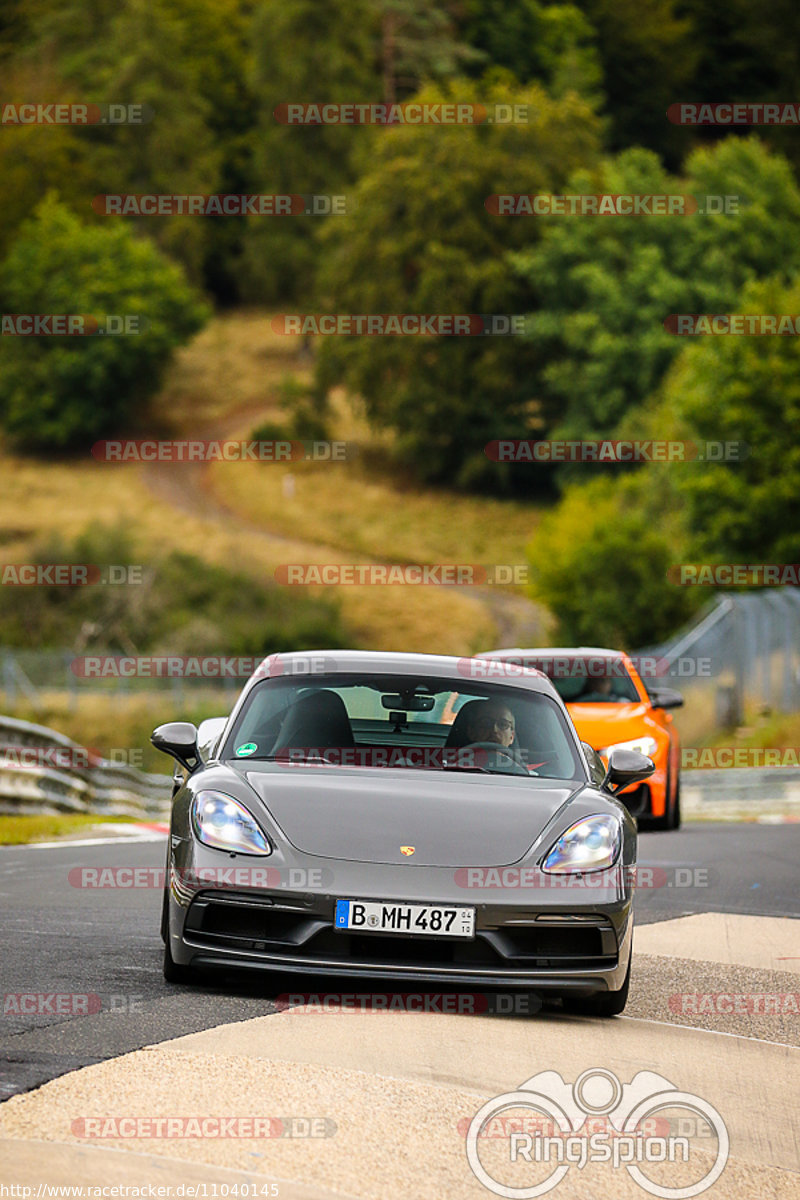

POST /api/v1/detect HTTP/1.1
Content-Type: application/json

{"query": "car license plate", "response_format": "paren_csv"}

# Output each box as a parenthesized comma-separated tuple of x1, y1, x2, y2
(334, 899, 475, 938)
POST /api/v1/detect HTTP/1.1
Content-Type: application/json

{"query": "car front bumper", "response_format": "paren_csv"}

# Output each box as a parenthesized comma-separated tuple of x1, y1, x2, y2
(166, 839, 634, 995)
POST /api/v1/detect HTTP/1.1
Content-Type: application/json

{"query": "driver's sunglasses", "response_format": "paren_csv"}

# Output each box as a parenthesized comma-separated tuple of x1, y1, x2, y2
(479, 717, 515, 733)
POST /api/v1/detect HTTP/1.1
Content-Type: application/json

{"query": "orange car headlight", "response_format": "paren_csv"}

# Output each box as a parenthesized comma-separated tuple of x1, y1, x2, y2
(599, 736, 659, 761)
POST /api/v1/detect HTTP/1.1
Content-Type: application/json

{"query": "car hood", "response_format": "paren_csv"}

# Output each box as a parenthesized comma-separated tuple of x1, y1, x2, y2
(566, 702, 654, 749)
(240, 765, 579, 867)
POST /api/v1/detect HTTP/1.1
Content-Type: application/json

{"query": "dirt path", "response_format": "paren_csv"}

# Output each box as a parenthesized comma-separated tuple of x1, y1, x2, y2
(139, 404, 548, 649)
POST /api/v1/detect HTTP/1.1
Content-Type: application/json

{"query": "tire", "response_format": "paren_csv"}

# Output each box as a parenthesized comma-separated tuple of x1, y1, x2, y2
(160, 887, 168, 943)
(669, 777, 682, 830)
(163, 930, 198, 985)
(650, 761, 677, 831)
(562, 955, 631, 1018)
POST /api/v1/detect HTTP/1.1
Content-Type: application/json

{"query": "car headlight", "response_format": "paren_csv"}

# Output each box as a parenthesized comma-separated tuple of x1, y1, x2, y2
(599, 736, 659, 759)
(542, 814, 621, 874)
(191, 791, 272, 855)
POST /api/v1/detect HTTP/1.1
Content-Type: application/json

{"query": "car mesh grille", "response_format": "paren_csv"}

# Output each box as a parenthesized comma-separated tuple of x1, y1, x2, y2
(184, 894, 618, 971)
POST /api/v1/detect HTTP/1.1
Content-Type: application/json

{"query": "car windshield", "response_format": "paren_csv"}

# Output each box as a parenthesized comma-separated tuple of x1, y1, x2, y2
(222, 672, 584, 780)
(490, 655, 641, 704)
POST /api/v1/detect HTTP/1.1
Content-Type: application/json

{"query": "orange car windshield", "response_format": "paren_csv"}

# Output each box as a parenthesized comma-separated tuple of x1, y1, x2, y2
(536, 660, 640, 704)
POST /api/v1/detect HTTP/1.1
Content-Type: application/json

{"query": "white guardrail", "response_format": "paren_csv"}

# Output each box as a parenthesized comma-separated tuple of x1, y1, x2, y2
(681, 766, 800, 820)
(0, 714, 172, 818)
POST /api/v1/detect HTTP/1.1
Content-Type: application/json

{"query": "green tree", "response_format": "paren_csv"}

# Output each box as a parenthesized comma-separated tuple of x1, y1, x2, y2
(379, 0, 483, 103)
(314, 76, 602, 490)
(0, 196, 210, 451)
(241, 0, 379, 303)
(513, 138, 800, 447)
(527, 475, 700, 646)
(576, 0, 697, 165)
(7, 0, 251, 294)
(676, 0, 800, 174)
(460, 0, 602, 101)
(658, 276, 800, 562)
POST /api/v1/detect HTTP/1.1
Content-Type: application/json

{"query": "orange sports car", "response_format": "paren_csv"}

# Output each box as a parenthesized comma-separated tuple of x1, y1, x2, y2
(479, 647, 683, 829)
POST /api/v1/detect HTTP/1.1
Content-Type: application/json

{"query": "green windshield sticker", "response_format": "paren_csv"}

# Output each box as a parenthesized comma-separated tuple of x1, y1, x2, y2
(235, 742, 258, 757)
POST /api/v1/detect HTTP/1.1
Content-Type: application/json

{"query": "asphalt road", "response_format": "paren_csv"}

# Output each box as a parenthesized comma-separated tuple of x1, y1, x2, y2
(1, 822, 798, 1102)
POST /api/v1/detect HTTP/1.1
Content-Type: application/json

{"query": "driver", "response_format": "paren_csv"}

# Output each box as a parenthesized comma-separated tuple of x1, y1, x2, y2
(465, 700, 516, 748)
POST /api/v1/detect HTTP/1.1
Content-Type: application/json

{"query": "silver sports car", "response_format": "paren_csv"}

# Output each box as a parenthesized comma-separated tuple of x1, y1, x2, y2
(153, 650, 654, 1016)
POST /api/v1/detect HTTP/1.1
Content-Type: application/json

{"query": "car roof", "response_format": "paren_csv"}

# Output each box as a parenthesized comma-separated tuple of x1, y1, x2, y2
(479, 646, 628, 660)
(245, 649, 560, 698)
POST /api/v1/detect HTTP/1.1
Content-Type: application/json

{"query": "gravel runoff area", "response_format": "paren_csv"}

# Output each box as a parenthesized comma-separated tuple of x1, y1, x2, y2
(2, 912, 799, 1199)
(1, 1043, 798, 1200)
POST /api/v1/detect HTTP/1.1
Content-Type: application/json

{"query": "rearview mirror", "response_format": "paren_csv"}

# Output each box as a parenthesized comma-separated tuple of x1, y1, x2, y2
(648, 687, 684, 710)
(151, 721, 200, 771)
(381, 693, 435, 712)
(603, 747, 655, 793)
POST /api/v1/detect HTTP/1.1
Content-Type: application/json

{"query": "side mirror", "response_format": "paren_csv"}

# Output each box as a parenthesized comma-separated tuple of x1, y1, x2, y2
(151, 721, 200, 771)
(603, 747, 655, 794)
(648, 687, 684, 710)
(197, 716, 227, 763)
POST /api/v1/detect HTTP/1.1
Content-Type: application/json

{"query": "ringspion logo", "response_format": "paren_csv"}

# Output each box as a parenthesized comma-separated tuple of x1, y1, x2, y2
(466, 1069, 728, 1198)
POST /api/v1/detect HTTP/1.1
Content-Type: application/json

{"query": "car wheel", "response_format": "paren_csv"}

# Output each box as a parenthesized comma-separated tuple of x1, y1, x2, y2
(160, 887, 168, 943)
(562, 955, 631, 1018)
(163, 933, 198, 985)
(650, 761, 677, 831)
(670, 777, 682, 830)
